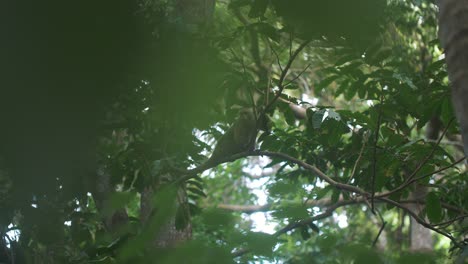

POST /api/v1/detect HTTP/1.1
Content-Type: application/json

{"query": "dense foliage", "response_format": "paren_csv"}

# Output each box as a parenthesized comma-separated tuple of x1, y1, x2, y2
(0, 0, 467, 263)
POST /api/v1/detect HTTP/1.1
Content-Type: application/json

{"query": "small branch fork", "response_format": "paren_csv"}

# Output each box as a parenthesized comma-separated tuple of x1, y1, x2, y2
(371, 93, 384, 213)
(377, 118, 458, 198)
(216, 198, 465, 215)
(170, 98, 464, 259)
(172, 148, 466, 253)
(264, 39, 311, 114)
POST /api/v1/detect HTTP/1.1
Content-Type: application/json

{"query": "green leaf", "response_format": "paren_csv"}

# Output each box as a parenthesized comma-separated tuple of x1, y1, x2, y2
(254, 22, 280, 42)
(228, 0, 251, 9)
(426, 192, 443, 223)
(175, 205, 190, 230)
(268, 180, 299, 198)
(188, 186, 207, 198)
(187, 179, 205, 191)
(284, 84, 300, 90)
(316, 75, 339, 91)
(368, 48, 392, 66)
(357, 83, 367, 99)
(312, 109, 326, 129)
(344, 80, 359, 100)
(391, 73, 416, 90)
(441, 97, 454, 124)
(245, 232, 277, 257)
(331, 189, 340, 203)
(427, 58, 446, 72)
(399, 252, 438, 264)
(260, 134, 280, 151)
(202, 208, 235, 229)
(345, 245, 383, 263)
(327, 109, 341, 121)
(102, 191, 137, 218)
(309, 223, 320, 233)
(274, 203, 309, 220)
(249, 0, 269, 18)
(300, 226, 311, 240)
(335, 54, 360, 66)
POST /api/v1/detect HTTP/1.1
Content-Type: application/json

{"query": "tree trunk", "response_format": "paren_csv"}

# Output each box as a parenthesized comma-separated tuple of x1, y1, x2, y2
(408, 117, 441, 252)
(93, 165, 129, 233)
(140, 185, 192, 248)
(138, 0, 216, 248)
(437, 0, 468, 156)
(174, 0, 216, 27)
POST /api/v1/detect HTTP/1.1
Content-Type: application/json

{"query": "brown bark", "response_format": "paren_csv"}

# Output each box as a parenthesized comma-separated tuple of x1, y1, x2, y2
(93, 165, 129, 233)
(140, 185, 192, 248)
(408, 186, 432, 252)
(438, 0, 468, 156)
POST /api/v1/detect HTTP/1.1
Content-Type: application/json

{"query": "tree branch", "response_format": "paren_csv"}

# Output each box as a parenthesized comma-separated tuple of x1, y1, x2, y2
(375, 196, 460, 247)
(377, 156, 465, 198)
(232, 8, 269, 84)
(371, 94, 384, 212)
(264, 40, 311, 113)
(216, 199, 335, 213)
(377, 118, 456, 198)
(172, 149, 465, 253)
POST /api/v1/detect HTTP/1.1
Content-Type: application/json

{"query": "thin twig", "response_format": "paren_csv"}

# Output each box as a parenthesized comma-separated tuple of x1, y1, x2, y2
(173, 150, 368, 194)
(375, 196, 460, 247)
(372, 207, 387, 247)
(269, 41, 283, 73)
(406, 118, 454, 182)
(289, 31, 293, 57)
(264, 39, 311, 114)
(232, 248, 250, 258)
(217, 198, 464, 214)
(348, 132, 368, 184)
(378, 118, 457, 198)
(229, 197, 463, 257)
(432, 214, 468, 227)
(408, 157, 465, 185)
(283, 63, 312, 88)
(233, 8, 268, 83)
(371, 94, 384, 213)
(172, 149, 464, 251)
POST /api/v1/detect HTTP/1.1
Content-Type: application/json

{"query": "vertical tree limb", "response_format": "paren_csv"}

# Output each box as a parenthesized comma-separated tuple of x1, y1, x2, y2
(438, 0, 468, 157)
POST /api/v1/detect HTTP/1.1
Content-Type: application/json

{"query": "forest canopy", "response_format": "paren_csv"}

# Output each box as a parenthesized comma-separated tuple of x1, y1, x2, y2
(0, 0, 467, 263)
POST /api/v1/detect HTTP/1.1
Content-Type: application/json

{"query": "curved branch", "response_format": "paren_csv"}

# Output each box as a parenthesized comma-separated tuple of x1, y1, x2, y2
(232, 200, 347, 258)
(377, 119, 457, 198)
(375, 196, 460, 247)
(217, 199, 335, 213)
(174, 149, 465, 251)
(176, 150, 368, 194)
(217, 198, 466, 214)
(377, 156, 465, 198)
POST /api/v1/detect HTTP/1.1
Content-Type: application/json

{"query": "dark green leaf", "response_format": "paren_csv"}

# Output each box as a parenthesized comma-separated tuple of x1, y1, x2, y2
(312, 109, 326, 129)
(426, 192, 443, 223)
(427, 58, 446, 72)
(245, 232, 277, 257)
(249, 0, 269, 18)
(228, 0, 251, 9)
(175, 205, 190, 230)
(309, 223, 320, 233)
(300, 226, 311, 240)
(188, 186, 207, 198)
(316, 75, 339, 91)
(254, 22, 280, 42)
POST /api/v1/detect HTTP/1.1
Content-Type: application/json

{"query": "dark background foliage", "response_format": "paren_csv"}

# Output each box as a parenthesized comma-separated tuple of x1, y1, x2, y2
(0, 0, 467, 263)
